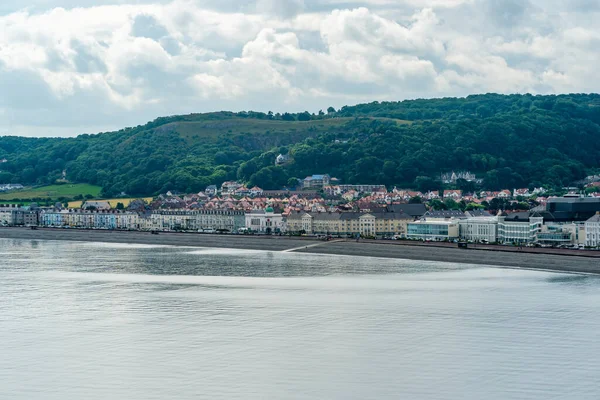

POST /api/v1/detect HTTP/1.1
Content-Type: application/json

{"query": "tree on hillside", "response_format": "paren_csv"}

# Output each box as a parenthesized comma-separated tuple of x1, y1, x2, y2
(287, 178, 300, 188)
(297, 111, 311, 121)
(414, 176, 440, 193)
(455, 178, 477, 193)
(465, 202, 484, 211)
(5, 94, 600, 195)
(444, 198, 460, 210)
(281, 113, 295, 121)
(429, 199, 447, 210)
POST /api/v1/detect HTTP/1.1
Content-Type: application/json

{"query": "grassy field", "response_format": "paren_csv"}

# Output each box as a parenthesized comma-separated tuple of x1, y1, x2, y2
(68, 197, 154, 209)
(174, 117, 350, 140)
(0, 184, 102, 201)
(173, 116, 411, 142)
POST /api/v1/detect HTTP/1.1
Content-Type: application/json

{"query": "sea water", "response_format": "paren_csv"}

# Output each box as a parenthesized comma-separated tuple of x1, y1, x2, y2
(1, 239, 599, 399)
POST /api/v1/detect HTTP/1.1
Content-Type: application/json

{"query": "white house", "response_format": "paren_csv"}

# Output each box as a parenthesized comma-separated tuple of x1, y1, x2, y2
(443, 190, 462, 199)
(205, 185, 217, 196)
(425, 191, 440, 200)
(275, 154, 290, 165)
(221, 181, 243, 195)
(82, 201, 111, 210)
(249, 186, 264, 197)
(513, 188, 530, 197)
(496, 190, 512, 199)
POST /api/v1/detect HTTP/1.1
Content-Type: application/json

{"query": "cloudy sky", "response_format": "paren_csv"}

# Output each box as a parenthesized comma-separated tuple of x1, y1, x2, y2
(1, 0, 599, 137)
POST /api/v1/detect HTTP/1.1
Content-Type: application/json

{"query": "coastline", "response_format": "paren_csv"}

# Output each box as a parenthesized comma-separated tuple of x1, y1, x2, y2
(1, 227, 600, 275)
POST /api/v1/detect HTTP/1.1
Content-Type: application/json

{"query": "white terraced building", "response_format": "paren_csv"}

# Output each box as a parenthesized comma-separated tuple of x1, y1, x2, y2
(585, 212, 600, 248)
(459, 216, 498, 243)
(497, 212, 543, 244)
(407, 220, 460, 241)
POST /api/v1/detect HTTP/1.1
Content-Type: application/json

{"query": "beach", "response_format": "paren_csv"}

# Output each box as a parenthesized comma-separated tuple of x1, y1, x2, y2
(1, 227, 599, 274)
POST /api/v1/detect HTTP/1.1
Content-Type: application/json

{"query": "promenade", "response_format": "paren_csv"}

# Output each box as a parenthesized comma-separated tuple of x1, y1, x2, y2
(1, 227, 599, 274)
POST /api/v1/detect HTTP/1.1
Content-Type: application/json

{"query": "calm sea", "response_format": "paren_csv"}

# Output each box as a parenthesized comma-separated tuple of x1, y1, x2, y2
(1, 238, 600, 399)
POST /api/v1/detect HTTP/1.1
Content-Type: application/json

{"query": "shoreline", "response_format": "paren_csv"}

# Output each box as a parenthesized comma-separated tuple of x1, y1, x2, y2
(2, 227, 600, 275)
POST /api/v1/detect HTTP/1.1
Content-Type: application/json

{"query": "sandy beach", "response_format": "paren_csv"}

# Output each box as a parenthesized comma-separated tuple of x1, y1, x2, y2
(1, 227, 599, 274)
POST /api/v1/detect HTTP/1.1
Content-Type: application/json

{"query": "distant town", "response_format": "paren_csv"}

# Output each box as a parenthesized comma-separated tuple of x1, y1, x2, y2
(1, 172, 600, 249)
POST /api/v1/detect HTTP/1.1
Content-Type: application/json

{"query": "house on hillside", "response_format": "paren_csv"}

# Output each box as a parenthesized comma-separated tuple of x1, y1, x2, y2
(513, 188, 531, 197)
(497, 190, 512, 199)
(82, 201, 111, 211)
(275, 154, 291, 166)
(443, 190, 462, 200)
(233, 186, 250, 197)
(221, 181, 243, 195)
(249, 186, 264, 197)
(342, 190, 359, 201)
(205, 185, 217, 196)
(441, 171, 477, 184)
(425, 191, 440, 200)
(0, 184, 24, 192)
(303, 174, 331, 189)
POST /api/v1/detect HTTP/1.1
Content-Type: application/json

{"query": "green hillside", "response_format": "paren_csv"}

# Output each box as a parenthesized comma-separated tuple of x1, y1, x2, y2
(1, 94, 600, 195)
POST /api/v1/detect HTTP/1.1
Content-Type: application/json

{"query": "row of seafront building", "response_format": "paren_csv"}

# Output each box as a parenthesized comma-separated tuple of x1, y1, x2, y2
(286, 206, 600, 247)
(38, 208, 249, 233)
(405, 210, 598, 247)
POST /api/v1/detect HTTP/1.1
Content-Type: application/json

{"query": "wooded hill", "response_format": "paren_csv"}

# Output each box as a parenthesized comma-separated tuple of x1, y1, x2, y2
(1, 93, 599, 196)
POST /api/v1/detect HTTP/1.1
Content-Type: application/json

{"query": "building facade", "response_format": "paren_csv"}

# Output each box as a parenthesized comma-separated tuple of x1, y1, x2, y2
(0, 205, 38, 226)
(407, 220, 459, 241)
(585, 213, 600, 247)
(39, 209, 244, 232)
(286, 211, 412, 237)
(497, 213, 543, 244)
(245, 208, 285, 234)
(303, 174, 331, 189)
(459, 217, 498, 242)
(0, 206, 18, 226)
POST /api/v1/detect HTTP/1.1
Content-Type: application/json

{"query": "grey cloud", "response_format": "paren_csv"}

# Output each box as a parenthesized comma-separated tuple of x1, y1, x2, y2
(131, 14, 169, 40)
(44, 49, 71, 72)
(486, 0, 532, 25)
(256, 0, 305, 18)
(72, 40, 108, 73)
(0, 68, 57, 110)
(159, 36, 182, 56)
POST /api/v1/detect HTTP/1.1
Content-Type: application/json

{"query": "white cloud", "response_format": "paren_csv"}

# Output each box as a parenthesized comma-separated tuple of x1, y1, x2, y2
(1, 0, 600, 137)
